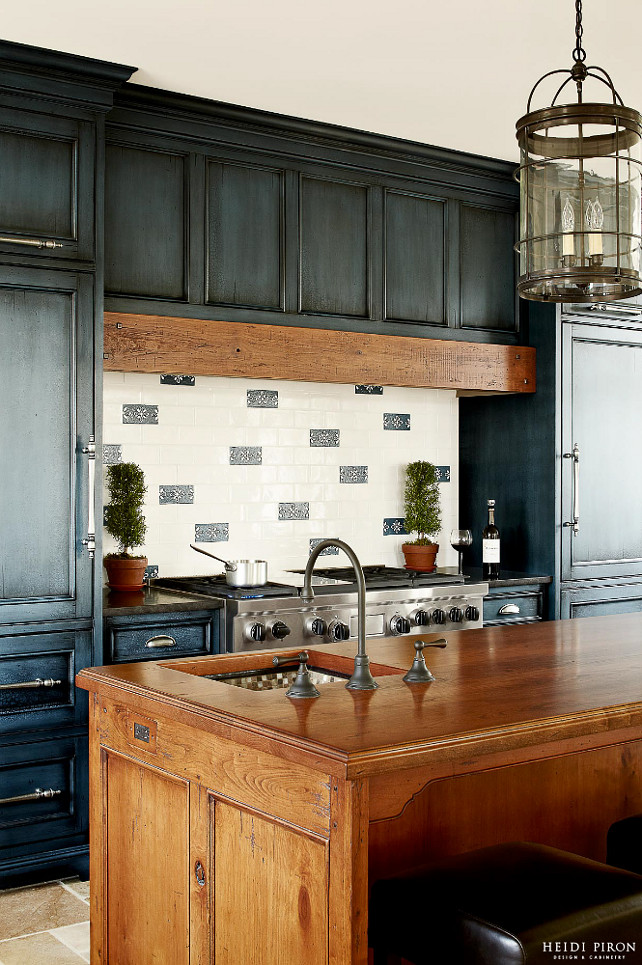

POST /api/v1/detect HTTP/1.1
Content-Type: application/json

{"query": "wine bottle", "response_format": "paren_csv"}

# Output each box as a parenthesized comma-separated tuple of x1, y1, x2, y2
(482, 499, 500, 579)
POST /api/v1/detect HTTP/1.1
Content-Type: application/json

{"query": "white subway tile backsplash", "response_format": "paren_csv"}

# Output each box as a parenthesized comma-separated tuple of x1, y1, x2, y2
(103, 374, 459, 577)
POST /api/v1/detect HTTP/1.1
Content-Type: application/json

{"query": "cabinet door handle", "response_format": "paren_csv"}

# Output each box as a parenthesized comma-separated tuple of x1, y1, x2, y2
(81, 435, 96, 558)
(563, 443, 580, 536)
(145, 635, 177, 649)
(498, 604, 520, 615)
(0, 678, 62, 691)
(589, 303, 642, 315)
(0, 787, 62, 806)
(0, 235, 63, 250)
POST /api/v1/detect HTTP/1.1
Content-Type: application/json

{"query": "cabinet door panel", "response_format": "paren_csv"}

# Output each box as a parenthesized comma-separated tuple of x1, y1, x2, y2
(299, 175, 369, 317)
(460, 203, 516, 332)
(105, 144, 187, 300)
(562, 325, 642, 580)
(206, 160, 284, 309)
(0, 267, 94, 622)
(384, 190, 446, 324)
(560, 583, 642, 618)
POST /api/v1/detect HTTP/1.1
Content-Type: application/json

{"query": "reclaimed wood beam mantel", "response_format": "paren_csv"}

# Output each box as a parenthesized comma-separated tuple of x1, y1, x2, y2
(104, 313, 536, 394)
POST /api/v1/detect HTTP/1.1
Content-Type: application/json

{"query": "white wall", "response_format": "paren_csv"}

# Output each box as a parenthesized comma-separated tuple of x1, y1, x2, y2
(102, 372, 459, 580)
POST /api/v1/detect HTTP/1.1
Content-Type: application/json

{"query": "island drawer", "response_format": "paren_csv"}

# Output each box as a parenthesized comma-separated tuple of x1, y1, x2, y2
(483, 587, 544, 626)
(105, 610, 220, 663)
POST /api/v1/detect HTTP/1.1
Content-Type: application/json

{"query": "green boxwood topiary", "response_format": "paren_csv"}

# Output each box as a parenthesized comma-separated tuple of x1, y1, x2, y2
(104, 462, 147, 559)
(403, 460, 442, 545)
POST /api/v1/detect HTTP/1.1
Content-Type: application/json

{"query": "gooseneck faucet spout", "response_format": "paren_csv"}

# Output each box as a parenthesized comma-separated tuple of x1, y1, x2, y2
(301, 538, 378, 691)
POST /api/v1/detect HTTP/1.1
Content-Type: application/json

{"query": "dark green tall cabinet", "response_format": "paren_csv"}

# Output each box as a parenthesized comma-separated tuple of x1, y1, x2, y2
(0, 42, 133, 884)
(460, 298, 642, 619)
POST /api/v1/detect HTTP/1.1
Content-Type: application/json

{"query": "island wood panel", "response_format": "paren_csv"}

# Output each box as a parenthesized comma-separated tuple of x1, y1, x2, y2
(103, 312, 536, 393)
(214, 800, 329, 964)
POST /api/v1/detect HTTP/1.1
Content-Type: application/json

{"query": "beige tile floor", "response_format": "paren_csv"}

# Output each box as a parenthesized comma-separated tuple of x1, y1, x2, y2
(0, 878, 90, 964)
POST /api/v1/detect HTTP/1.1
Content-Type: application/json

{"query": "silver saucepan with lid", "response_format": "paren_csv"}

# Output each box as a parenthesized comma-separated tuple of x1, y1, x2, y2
(190, 544, 268, 587)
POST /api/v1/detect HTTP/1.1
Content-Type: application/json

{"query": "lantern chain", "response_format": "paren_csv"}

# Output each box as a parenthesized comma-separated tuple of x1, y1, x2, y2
(573, 0, 587, 62)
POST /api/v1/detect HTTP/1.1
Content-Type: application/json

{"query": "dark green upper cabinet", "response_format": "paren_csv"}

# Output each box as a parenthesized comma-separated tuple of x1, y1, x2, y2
(105, 143, 188, 301)
(384, 190, 447, 327)
(459, 203, 517, 332)
(205, 159, 284, 310)
(0, 107, 95, 264)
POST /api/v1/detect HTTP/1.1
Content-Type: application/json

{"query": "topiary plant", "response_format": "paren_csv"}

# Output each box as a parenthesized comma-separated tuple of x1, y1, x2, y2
(403, 460, 442, 545)
(104, 462, 147, 559)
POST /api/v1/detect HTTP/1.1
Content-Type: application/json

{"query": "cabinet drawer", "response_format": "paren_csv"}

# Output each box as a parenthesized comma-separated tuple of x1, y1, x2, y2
(0, 630, 90, 735)
(0, 736, 88, 856)
(106, 611, 219, 663)
(483, 589, 543, 626)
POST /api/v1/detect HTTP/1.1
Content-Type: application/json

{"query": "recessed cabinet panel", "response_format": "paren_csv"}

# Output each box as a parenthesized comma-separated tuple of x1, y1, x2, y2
(460, 204, 516, 332)
(0, 130, 74, 239)
(206, 160, 284, 309)
(384, 191, 446, 324)
(299, 175, 369, 317)
(105, 144, 187, 300)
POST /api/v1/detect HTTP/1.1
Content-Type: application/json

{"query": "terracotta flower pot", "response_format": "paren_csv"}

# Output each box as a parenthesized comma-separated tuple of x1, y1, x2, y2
(104, 556, 148, 591)
(401, 542, 439, 573)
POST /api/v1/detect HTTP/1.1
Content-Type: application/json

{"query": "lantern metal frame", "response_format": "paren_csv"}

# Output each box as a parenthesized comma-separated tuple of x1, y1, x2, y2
(515, 3, 642, 303)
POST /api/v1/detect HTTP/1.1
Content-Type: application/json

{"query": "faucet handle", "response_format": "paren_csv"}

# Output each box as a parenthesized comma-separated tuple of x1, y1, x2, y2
(285, 652, 320, 699)
(403, 638, 447, 684)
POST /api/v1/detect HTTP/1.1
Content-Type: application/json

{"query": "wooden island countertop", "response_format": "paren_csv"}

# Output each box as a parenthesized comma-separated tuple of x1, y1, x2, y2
(77, 614, 642, 965)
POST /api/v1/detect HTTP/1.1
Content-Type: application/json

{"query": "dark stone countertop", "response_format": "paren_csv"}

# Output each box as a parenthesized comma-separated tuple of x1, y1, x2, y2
(103, 586, 224, 617)
(464, 568, 552, 589)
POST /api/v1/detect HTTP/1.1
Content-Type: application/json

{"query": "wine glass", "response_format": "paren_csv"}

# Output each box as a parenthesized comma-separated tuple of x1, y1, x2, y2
(450, 529, 473, 576)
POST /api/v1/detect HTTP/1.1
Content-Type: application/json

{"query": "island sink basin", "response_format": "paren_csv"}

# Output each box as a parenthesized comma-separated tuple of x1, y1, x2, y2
(205, 664, 351, 692)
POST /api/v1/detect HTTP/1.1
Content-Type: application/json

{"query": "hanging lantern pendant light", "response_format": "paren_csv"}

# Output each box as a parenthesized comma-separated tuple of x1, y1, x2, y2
(516, 0, 642, 302)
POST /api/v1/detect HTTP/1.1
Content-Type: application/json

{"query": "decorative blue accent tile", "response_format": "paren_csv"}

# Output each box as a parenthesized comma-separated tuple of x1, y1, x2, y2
(340, 466, 368, 484)
(122, 404, 158, 425)
(230, 446, 262, 465)
(144, 564, 159, 582)
(195, 523, 229, 542)
(355, 385, 383, 395)
(160, 374, 195, 386)
(247, 389, 278, 408)
(103, 444, 122, 465)
(383, 413, 411, 431)
(103, 506, 108, 527)
(310, 429, 340, 447)
(436, 465, 451, 482)
(159, 485, 194, 505)
(309, 539, 340, 556)
(278, 502, 309, 521)
(383, 517, 408, 536)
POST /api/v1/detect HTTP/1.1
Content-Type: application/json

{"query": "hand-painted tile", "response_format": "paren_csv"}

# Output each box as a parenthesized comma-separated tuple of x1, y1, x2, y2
(144, 564, 159, 582)
(383, 517, 408, 536)
(310, 429, 340, 447)
(279, 502, 309, 520)
(354, 385, 383, 394)
(122, 404, 158, 425)
(309, 539, 340, 556)
(340, 466, 368, 484)
(195, 523, 229, 542)
(247, 389, 278, 408)
(383, 413, 411, 430)
(435, 465, 451, 482)
(160, 374, 195, 386)
(159, 485, 194, 504)
(230, 446, 262, 465)
(102, 444, 122, 465)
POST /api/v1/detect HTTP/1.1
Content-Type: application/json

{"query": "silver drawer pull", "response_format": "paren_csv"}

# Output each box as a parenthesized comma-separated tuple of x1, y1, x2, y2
(0, 787, 62, 806)
(0, 235, 63, 250)
(0, 678, 62, 691)
(498, 604, 521, 615)
(145, 635, 177, 649)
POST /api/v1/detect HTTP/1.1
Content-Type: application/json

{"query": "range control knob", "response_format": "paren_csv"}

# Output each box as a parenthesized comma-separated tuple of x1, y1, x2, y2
(464, 605, 480, 622)
(449, 607, 464, 623)
(328, 619, 350, 641)
(431, 608, 446, 625)
(245, 622, 266, 642)
(271, 621, 291, 640)
(308, 618, 327, 637)
(411, 608, 431, 627)
(390, 615, 411, 636)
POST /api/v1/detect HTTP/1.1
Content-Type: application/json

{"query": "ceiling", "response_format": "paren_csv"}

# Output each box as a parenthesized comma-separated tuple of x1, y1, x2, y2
(2, 0, 641, 162)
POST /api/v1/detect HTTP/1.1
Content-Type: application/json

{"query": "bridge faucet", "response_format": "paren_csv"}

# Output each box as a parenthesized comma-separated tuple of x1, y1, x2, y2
(301, 538, 378, 691)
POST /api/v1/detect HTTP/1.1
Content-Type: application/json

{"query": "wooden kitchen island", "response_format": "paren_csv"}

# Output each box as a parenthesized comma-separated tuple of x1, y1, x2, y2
(77, 614, 642, 964)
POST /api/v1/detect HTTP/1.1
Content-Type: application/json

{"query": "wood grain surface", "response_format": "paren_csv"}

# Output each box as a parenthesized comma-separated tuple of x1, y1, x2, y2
(103, 312, 536, 394)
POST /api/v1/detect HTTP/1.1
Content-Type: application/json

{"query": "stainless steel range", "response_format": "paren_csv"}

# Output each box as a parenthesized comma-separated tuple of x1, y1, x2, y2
(155, 565, 488, 653)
